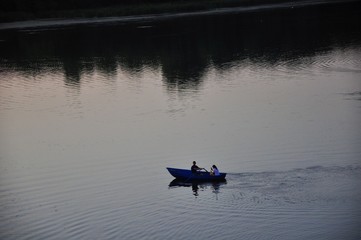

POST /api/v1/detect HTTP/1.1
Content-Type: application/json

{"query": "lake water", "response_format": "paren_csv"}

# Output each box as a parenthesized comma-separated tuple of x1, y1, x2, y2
(1, 2, 361, 239)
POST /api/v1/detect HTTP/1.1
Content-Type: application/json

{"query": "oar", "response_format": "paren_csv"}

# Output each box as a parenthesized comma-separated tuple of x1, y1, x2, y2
(184, 168, 208, 182)
(185, 168, 207, 182)
(184, 176, 192, 183)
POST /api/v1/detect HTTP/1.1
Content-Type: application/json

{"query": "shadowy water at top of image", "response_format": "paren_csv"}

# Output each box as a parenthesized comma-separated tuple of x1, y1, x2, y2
(0, 1, 360, 94)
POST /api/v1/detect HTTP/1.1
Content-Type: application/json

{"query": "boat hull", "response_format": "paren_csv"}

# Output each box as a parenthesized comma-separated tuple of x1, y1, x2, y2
(166, 167, 226, 181)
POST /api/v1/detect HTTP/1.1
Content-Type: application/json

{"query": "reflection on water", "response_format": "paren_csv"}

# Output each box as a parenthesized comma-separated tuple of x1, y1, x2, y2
(1, 2, 361, 240)
(169, 179, 227, 197)
(0, 2, 360, 94)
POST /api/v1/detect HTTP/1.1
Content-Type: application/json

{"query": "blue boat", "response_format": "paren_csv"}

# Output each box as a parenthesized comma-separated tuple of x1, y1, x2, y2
(166, 167, 227, 181)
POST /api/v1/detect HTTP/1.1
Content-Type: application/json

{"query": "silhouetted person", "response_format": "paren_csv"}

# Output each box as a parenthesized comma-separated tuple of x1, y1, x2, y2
(191, 161, 203, 173)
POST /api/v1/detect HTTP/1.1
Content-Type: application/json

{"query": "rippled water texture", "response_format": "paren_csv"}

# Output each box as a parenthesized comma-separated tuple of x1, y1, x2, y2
(1, 2, 361, 240)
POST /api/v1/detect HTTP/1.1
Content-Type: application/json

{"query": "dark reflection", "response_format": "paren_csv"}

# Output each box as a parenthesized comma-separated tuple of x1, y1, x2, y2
(169, 179, 227, 197)
(0, 1, 360, 92)
(63, 57, 82, 86)
(343, 92, 361, 101)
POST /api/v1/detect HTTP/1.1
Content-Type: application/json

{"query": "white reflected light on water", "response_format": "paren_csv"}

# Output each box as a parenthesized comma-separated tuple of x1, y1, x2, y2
(1, 4, 361, 239)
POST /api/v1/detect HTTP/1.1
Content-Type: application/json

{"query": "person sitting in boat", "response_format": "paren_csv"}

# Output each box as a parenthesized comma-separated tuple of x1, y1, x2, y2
(191, 161, 204, 173)
(210, 165, 220, 176)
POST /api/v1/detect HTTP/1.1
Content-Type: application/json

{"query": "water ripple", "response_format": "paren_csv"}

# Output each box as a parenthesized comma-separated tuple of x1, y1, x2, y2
(1, 164, 360, 240)
(247, 47, 361, 79)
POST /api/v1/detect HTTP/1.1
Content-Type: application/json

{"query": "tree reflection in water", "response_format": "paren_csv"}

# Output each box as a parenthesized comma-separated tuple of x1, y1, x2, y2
(1, 2, 359, 94)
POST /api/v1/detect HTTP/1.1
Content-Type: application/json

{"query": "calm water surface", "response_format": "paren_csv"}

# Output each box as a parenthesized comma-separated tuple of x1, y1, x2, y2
(1, 2, 361, 240)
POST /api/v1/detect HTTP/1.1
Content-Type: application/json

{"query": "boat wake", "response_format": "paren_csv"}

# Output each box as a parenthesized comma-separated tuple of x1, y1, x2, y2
(169, 165, 361, 206)
(224, 165, 361, 206)
(165, 165, 361, 239)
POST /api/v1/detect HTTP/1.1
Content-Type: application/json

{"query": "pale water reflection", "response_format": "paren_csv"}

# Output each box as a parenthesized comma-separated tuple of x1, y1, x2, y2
(1, 2, 361, 240)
